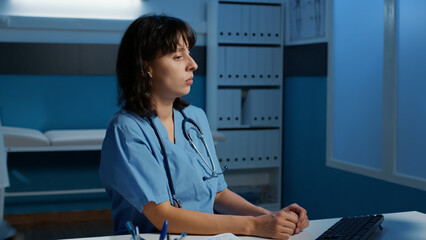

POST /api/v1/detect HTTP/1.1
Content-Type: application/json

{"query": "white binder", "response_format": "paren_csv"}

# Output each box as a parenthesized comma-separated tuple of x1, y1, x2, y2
(240, 46, 250, 84)
(218, 3, 233, 43)
(218, 46, 226, 85)
(232, 4, 243, 43)
(258, 5, 268, 44)
(263, 5, 274, 44)
(271, 5, 282, 44)
(258, 47, 267, 85)
(217, 131, 231, 164)
(254, 130, 265, 167)
(239, 130, 251, 167)
(232, 89, 242, 126)
(249, 5, 260, 44)
(217, 90, 231, 128)
(248, 47, 257, 85)
(233, 47, 242, 85)
(225, 46, 235, 85)
(272, 47, 282, 84)
(264, 47, 274, 85)
(241, 4, 251, 44)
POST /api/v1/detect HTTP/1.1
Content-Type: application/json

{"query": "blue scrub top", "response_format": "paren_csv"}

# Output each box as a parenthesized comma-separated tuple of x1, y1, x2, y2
(99, 105, 227, 234)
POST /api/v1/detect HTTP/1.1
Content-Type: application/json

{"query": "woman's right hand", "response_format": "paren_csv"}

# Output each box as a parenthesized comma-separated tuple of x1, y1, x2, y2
(252, 210, 299, 239)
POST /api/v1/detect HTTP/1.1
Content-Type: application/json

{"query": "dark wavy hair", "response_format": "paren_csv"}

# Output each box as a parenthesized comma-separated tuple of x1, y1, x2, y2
(116, 14, 196, 118)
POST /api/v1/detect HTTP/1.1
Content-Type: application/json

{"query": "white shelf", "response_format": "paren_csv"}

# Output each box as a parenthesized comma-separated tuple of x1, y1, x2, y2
(207, 0, 284, 208)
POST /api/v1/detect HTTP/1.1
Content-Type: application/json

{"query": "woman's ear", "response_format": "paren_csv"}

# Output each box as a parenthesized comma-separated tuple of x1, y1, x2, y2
(144, 62, 153, 79)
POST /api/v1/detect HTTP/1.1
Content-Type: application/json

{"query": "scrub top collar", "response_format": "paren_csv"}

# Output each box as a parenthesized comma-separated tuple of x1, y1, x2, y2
(151, 108, 186, 148)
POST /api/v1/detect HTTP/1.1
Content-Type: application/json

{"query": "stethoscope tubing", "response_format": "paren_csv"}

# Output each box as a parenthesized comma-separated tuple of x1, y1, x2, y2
(147, 109, 227, 208)
(147, 116, 182, 208)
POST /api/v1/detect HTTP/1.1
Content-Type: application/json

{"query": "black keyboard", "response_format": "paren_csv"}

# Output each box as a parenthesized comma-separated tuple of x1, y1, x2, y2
(316, 214, 384, 240)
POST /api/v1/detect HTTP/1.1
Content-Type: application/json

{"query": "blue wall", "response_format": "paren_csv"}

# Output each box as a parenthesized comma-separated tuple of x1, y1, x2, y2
(283, 76, 426, 220)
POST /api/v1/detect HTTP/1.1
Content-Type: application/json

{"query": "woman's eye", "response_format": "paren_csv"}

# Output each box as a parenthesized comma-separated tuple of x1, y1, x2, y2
(173, 55, 182, 60)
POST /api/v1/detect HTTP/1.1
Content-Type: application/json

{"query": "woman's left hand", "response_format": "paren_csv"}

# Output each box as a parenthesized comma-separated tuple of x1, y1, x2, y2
(283, 203, 309, 234)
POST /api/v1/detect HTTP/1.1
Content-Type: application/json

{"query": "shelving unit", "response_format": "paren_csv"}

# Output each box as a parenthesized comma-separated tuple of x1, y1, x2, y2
(207, 0, 284, 211)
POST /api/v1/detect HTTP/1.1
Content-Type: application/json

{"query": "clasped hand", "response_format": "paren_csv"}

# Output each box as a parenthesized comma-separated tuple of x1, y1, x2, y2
(256, 203, 309, 239)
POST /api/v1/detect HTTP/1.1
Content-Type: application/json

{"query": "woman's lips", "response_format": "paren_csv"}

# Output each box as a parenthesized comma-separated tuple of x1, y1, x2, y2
(186, 77, 193, 85)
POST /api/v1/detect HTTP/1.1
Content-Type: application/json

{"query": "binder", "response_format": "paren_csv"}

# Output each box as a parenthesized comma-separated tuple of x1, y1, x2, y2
(270, 89, 281, 126)
(272, 47, 282, 84)
(272, 129, 281, 163)
(233, 130, 243, 165)
(241, 4, 251, 44)
(258, 5, 268, 44)
(233, 46, 242, 85)
(225, 46, 235, 85)
(264, 47, 274, 85)
(232, 4, 243, 43)
(262, 129, 280, 167)
(263, 130, 272, 165)
(247, 130, 257, 167)
(217, 90, 232, 128)
(254, 130, 265, 167)
(240, 46, 250, 84)
(249, 5, 260, 44)
(248, 47, 257, 85)
(232, 89, 242, 126)
(263, 5, 274, 44)
(215, 132, 225, 164)
(239, 130, 251, 167)
(258, 90, 268, 125)
(242, 89, 253, 126)
(258, 47, 267, 85)
(264, 89, 281, 127)
(218, 3, 233, 43)
(217, 131, 231, 165)
(271, 5, 282, 44)
(218, 46, 226, 85)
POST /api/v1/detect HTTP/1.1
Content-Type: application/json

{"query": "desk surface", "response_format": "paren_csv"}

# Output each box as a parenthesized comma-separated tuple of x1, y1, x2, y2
(64, 211, 426, 240)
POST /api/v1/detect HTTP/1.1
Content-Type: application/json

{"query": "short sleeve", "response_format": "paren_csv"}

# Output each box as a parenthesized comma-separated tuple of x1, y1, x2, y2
(99, 116, 171, 213)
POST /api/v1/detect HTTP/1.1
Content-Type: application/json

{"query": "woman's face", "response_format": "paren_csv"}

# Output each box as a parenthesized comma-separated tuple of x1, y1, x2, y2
(147, 36, 198, 103)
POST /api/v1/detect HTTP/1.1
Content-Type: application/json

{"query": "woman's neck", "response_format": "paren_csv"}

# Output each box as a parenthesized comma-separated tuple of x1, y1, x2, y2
(153, 96, 174, 122)
(153, 96, 175, 143)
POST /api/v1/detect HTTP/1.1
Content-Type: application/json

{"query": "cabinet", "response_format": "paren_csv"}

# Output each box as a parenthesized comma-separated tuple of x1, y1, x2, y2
(207, 0, 284, 211)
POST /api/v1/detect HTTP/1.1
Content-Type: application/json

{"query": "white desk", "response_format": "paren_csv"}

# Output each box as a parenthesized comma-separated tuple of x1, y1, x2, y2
(63, 211, 426, 240)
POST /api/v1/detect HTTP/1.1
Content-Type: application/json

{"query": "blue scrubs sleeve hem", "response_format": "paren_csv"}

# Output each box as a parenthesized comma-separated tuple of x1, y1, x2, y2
(217, 181, 228, 193)
(139, 193, 171, 212)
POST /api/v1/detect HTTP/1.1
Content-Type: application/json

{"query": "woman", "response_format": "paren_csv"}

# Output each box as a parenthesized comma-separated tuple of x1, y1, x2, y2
(99, 14, 309, 239)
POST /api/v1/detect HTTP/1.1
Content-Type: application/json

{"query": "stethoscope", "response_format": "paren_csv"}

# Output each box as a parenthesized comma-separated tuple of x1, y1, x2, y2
(146, 109, 228, 208)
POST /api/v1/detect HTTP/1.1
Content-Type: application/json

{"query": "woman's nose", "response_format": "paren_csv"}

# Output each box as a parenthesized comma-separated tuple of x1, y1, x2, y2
(187, 55, 198, 72)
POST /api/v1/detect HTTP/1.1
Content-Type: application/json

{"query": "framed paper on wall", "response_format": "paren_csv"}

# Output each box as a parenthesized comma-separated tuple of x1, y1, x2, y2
(285, 0, 329, 45)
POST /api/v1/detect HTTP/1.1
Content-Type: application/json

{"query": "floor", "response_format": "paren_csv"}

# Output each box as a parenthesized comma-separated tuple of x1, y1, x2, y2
(4, 209, 114, 240)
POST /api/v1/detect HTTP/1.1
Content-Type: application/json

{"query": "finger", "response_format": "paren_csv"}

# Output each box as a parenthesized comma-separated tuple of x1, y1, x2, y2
(295, 218, 309, 233)
(291, 203, 307, 216)
(297, 212, 308, 227)
(284, 221, 297, 230)
(301, 218, 310, 229)
(280, 225, 296, 235)
(284, 211, 299, 223)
